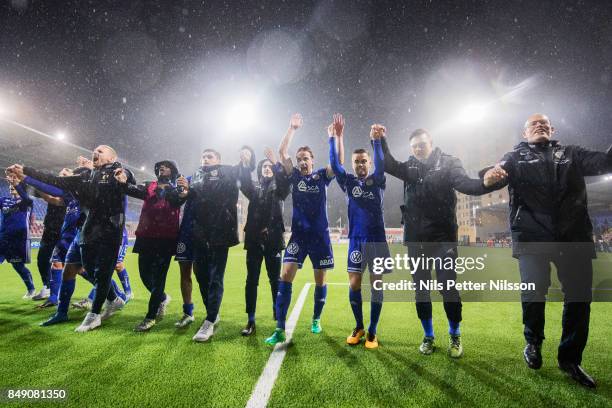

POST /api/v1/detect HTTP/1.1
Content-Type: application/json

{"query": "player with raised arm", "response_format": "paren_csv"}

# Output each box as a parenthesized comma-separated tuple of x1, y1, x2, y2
(329, 115, 389, 349)
(265, 113, 335, 346)
(1, 174, 35, 298)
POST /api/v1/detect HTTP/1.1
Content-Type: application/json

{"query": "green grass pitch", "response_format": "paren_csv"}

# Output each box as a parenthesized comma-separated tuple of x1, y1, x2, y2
(1, 245, 611, 407)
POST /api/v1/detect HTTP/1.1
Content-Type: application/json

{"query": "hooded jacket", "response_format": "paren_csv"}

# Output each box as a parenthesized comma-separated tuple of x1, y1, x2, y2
(124, 160, 183, 243)
(240, 159, 290, 251)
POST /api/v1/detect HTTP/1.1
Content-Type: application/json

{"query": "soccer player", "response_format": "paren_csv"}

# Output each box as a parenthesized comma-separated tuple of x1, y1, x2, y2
(482, 113, 612, 388)
(188, 146, 255, 342)
(0, 174, 35, 298)
(328, 115, 389, 349)
(115, 160, 188, 331)
(22, 168, 81, 308)
(8, 145, 133, 332)
(174, 179, 196, 328)
(380, 126, 493, 358)
(31, 191, 65, 301)
(12, 166, 126, 327)
(265, 113, 335, 346)
(238, 147, 290, 336)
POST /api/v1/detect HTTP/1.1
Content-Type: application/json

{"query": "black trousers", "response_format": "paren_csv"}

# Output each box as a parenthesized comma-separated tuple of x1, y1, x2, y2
(37, 239, 55, 287)
(81, 242, 119, 314)
(518, 253, 592, 364)
(408, 243, 462, 323)
(193, 245, 228, 323)
(138, 252, 172, 320)
(245, 246, 281, 317)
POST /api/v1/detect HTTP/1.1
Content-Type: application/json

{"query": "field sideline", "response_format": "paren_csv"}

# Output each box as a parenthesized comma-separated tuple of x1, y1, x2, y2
(1, 245, 611, 407)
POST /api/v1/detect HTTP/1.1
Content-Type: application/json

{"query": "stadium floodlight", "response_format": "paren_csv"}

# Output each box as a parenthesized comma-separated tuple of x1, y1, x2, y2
(224, 99, 258, 133)
(56, 132, 66, 141)
(140, 166, 146, 171)
(457, 103, 487, 124)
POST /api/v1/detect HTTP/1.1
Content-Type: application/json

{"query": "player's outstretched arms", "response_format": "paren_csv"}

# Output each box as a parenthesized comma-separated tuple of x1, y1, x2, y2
(572, 144, 612, 176)
(279, 113, 302, 175)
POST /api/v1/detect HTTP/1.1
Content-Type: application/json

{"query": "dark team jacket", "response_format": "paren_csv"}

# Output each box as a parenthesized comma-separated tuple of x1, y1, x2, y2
(481, 140, 612, 257)
(239, 163, 290, 252)
(24, 163, 134, 247)
(187, 160, 254, 248)
(381, 137, 492, 243)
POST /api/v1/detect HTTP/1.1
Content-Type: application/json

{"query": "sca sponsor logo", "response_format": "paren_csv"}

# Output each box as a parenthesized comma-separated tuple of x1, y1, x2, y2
(177, 242, 186, 254)
(352, 186, 374, 199)
(286, 242, 299, 255)
(297, 180, 320, 193)
(349, 250, 362, 263)
(319, 258, 334, 266)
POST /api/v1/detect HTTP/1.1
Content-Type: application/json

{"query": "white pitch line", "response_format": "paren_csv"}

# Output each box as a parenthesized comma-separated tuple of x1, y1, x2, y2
(246, 282, 312, 408)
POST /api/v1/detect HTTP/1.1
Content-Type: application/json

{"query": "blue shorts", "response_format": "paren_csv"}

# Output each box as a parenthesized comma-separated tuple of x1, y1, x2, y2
(0, 237, 31, 264)
(347, 238, 392, 274)
(65, 233, 82, 265)
(175, 229, 193, 262)
(116, 233, 129, 264)
(283, 231, 334, 270)
(51, 244, 69, 264)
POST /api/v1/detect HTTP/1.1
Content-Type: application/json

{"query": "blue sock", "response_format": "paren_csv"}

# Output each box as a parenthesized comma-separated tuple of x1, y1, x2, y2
(117, 269, 131, 294)
(275, 281, 292, 330)
(57, 278, 75, 315)
(313, 284, 327, 320)
(368, 302, 383, 335)
(111, 280, 126, 301)
(349, 288, 364, 329)
(48, 268, 63, 304)
(87, 287, 96, 301)
(183, 303, 194, 316)
(421, 318, 434, 338)
(248, 312, 255, 323)
(12, 263, 34, 291)
(449, 320, 461, 336)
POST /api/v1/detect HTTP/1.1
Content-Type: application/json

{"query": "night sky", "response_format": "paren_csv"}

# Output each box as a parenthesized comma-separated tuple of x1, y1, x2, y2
(1, 0, 611, 224)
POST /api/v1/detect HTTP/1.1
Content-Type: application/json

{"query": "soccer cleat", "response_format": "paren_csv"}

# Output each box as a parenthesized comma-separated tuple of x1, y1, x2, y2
(558, 361, 597, 388)
(448, 335, 463, 358)
(75, 312, 101, 332)
(264, 328, 286, 346)
(311, 318, 322, 334)
(192, 320, 215, 342)
(419, 336, 435, 355)
(72, 298, 92, 310)
(100, 297, 125, 321)
(36, 300, 57, 309)
(241, 321, 256, 336)
(156, 294, 171, 321)
(523, 343, 542, 369)
(365, 332, 379, 349)
(32, 286, 50, 300)
(346, 328, 365, 345)
(40, 312, 69, 326)
(134, 318, 156, 332)
(175, 314, 195, 328)
(22, 289, 36, 300)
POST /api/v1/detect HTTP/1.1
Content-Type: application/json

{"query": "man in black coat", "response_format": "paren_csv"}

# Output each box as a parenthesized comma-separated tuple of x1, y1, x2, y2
(188, 146, 255, 342)
(8, 145, 134, 333)
(238, 148, 290, 336)
(379, 125, 493, 359)
(483, 113, 612, 388)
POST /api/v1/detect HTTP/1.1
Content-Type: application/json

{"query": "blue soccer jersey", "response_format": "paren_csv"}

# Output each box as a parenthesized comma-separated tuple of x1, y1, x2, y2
(285, 166, 333, 234)
(0, 184, 32, 240)
(329, 138, 386, 241)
